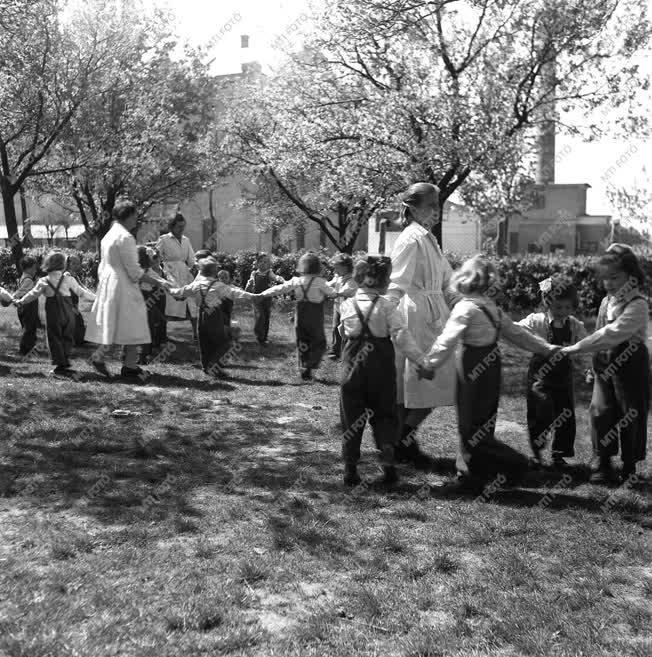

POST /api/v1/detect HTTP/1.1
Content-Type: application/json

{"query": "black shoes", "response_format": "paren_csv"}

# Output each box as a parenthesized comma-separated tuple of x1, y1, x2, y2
(120, 366, 149, 380)
(91, 360, 111, 378)
(343, 465, 361, 487)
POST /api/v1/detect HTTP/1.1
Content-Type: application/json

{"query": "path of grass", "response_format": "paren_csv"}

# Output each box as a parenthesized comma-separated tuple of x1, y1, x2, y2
(0, 303, 650, 657)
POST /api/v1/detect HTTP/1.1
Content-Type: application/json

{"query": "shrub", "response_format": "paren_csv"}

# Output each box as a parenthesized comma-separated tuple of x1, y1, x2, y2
(1, 247, 648, 318)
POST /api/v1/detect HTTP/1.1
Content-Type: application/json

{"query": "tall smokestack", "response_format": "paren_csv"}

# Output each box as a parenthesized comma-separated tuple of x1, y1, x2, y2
(535, 57, 557, 185)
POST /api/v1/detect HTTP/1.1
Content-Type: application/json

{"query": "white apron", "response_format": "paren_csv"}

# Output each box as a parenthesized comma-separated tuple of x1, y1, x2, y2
(388, 221, 456, 408)
(155, 232, 198, 319)
(85, 222, 151, 346)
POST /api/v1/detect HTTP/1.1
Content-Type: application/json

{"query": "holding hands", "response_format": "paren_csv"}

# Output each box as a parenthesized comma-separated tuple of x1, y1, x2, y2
(416, 355, 436, 381)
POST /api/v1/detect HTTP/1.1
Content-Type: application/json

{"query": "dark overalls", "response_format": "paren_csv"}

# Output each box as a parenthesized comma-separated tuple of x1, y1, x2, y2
(141, 285, 168, 361)
(17, 275, 39, 355)
(251, 271, 274, 343)
(340, 297, 397, 467)
(69, 289, 86, 347)
(197, 281, 228, 375)
(590, 296, 649, 467)
(329, 275, 352, 359)
(295, 277, 327, 372)
(526, 319, 576, 458)
(45, 277, 75, 368)
(221, 298, 234, 337)
(456, 304, 529, 482)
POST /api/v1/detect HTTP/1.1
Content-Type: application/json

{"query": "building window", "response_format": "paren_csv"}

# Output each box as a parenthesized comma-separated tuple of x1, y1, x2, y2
(550, 243, 566, 254)
(531, 191, 545, 209)
(527, 242, 543, 254)
(582, 241, 599, 254)
(509, 233, 519, 254)
(241, 35, 249, 48)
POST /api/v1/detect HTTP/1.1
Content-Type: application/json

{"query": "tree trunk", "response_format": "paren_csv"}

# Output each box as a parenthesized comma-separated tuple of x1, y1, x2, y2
(433, 201, 443, 248)
(0, 176, 24, 270)
(19, 187, 28, 229)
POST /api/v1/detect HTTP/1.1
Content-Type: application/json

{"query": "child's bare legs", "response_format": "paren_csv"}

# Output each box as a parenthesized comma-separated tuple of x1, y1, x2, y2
(396, 405, 434, 468)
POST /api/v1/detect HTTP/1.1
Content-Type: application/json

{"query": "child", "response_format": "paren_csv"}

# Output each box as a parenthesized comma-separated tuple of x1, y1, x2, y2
(562, 244, 649, 484)
(14, 255, 40, 356)
(327, 253, 357, 360)
(245, 253, 285, 344)
(260, 252, 337, 380)
(217, 269, 241, 340)
(138, 247, 169, 364)
(518, 276, 588, 467)
(339, 256, 427, 487)
(66, 254, 87, 347)
(170, 258, 257, 378)
(421, 255, 556, 485)
(14, 251, 95, 375)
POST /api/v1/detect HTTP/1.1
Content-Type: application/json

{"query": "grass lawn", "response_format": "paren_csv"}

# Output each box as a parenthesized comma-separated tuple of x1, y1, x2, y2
(0, 300, 650, 657)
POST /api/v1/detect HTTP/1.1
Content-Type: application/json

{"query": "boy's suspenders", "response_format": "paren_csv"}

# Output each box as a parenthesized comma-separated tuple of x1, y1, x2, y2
(298, 277, 316, 303)
(199, 280, 218, 313)
(477, 304, 501, 342)
(352, 296, 380, 340)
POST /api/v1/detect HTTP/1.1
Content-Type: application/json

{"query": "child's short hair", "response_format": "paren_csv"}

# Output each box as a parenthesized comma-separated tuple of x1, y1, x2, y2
(137, 245, 151, 270)
(113, 200, 137, 223)
(198, 258, 218, 278)
(539, 276, 578, 307)
(43, 251, 66, 273)
(217, 269, 230, 283)
(20, 255, 38, 271)
(297, 252, 321, 275)
(256, 252, 271, 266)
(452, 255, 498, 295)
(599, 244, 646, 287)
(353, 256, 392, 289)
(66, 254, 81, 268)
(331, 252, 353, 273)
(195, 249, 212, 260)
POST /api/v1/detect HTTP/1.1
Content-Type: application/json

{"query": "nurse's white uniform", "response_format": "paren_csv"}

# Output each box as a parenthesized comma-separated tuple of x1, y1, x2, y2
(388, 221, 457, 408)
(85, 222, 151, 346)
(155, 232, 197, 319)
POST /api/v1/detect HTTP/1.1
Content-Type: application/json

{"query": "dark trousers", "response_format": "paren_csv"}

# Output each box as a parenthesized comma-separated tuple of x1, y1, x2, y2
(526, 357, 576, 457)
(295, 300, 326, 370)
(457, 344, 528, 482)
(142, 289, 167, 358)
(590, 341, 649, 465)
(72, 309, 86, 346)
(329, 307, 343, 357)
(198, 306, 229, 374)
(253, 298, 272, 343)
(18, 301, 39, 355)
(340, 336, 397, 466)
(45, 296, 75, 367)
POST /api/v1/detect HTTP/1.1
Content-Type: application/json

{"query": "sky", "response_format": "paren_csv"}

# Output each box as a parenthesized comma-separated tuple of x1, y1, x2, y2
(155, 0, 651, 219)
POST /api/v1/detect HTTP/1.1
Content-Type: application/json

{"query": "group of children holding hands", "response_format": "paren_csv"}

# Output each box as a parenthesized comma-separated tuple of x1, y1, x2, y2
(1, 242, 648, 489)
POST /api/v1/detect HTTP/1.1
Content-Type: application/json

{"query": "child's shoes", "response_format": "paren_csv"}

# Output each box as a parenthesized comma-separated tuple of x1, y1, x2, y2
(343, 465, 361, 487)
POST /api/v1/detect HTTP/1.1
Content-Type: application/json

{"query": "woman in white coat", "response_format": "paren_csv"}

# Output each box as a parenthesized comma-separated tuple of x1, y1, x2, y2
(86, 200, 171, 379)
(386, 182, 459, 468)
(156, 214, 198, 340)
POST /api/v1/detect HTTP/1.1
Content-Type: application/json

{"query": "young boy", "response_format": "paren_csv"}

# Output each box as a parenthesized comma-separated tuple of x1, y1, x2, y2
(171, 259, 257, 378)
(327, 253, 357, 360)
(14, 255, 40, 356)
(245, 253, 285, 344)
(217, 269, 242, 341)
(338, 256, 427, 487)
(66, 254, 87, 347)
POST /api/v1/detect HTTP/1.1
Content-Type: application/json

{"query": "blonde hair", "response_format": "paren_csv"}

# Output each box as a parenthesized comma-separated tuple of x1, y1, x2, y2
(399, 182, 439, 229)
(452, 255, 499, 295)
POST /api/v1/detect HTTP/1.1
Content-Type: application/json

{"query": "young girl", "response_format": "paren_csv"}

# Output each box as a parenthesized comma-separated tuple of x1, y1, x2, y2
(15, 251, 95, 375)
(518, 276, 588, 467)
(138, 247, 169, 364)
(327, 253, 357, 360)
(562, 244, 649, 484)
(261, 252, 337, 380)
(245, 253, 285, 345)
(421, 255, 556, 485)
(14, 255, 40, 356)
(171, 258, 257, 378)
(339, 256, 426, 487)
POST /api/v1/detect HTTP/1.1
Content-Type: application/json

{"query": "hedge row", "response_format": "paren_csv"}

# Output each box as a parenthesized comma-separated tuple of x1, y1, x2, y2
(1, 247, 648, 317)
